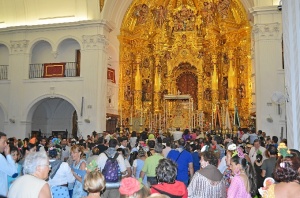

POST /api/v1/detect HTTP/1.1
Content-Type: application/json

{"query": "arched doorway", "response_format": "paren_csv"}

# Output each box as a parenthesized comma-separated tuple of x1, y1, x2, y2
(30, 98, 77, 138)
(176, 72, 198, 109)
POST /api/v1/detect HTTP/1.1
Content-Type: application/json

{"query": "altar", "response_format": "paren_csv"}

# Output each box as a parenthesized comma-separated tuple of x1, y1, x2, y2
(163, 94, 193, 131)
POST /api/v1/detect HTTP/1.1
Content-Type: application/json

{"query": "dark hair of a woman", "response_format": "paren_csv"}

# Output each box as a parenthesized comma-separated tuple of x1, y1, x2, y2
(256, 154, 263, 163)
(21, 143, 36, 156)
(274, 155, 300, 183)
(231, 155, 257, 197)
(183, 129, 189, 135)
(48, 148, 59, 158)
(289, 149, 300, 158)
(129, 151, 138, 166)
(200, 150, 218, 167)
(131, 131, 137, 137)
(156, 158, 177, 184)
(185, 142, 191, 152)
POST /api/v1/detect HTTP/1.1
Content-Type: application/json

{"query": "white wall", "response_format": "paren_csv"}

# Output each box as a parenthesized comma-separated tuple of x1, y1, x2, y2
(250, 3, 285, 139)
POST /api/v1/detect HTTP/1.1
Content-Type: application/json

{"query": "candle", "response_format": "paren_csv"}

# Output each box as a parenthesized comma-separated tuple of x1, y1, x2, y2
(120, 107, 123, 126)
(130, 108, 133, 125)
(149, 112, 151, 129)
(140, 105, 143, 125)
(159, 113, 161, 129)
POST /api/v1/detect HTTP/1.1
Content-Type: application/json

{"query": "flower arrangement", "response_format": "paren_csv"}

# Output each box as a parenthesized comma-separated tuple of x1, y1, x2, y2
(51, 138, 61, 145)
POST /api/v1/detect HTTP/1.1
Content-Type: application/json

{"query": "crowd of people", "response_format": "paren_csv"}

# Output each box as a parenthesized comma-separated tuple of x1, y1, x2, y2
(0, 127, 300, 198)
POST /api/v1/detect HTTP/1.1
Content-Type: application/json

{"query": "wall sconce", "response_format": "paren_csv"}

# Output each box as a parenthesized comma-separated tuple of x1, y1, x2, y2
(9, 118, 15, 124)
(84, 118, 90, 123)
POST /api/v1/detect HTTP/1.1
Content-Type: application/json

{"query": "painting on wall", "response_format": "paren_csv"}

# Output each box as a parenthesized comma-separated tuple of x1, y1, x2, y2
(107, 68, 116, 83)
(44, 63, 65, 78)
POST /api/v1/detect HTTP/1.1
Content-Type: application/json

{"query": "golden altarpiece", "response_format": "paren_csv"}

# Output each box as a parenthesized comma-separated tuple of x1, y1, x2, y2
(118, 0, 253, 133)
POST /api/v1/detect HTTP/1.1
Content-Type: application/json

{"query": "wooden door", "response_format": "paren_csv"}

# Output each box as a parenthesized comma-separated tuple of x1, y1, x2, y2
(176, 72, 198, 109)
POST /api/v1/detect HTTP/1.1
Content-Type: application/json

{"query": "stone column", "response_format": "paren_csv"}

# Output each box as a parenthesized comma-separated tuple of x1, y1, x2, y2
(80, 34, 109, 135)
(250, 5, 284, 138)
(6, 40, 30, 138)
(282, 0, 300, 150)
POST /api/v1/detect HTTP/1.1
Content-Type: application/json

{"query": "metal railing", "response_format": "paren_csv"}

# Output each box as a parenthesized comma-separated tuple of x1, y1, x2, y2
(0, 65, 8, 80)
(29, 62, 79, 79)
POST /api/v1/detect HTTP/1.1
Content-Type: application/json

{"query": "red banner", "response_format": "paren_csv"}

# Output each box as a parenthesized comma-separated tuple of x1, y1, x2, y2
(107, 68, 116, 83)
(44, 63, 65, 78)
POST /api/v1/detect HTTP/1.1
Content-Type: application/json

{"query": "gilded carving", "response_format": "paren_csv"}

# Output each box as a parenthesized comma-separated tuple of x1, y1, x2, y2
(119, 0, 252, 130)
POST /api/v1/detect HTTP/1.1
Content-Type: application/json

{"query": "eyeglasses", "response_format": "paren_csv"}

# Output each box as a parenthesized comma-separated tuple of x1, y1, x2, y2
(40, 164, 51, 168)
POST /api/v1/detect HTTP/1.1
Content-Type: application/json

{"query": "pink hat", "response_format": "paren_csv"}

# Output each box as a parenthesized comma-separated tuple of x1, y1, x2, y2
(119, 178, 142, 195)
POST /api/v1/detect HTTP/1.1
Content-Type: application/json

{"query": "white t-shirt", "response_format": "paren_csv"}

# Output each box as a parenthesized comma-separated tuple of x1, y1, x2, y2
(172, 131, 183, 141)
(48, 160, 75, 187)
(96, 152, 126, 173)
(249, 146, 267, 165)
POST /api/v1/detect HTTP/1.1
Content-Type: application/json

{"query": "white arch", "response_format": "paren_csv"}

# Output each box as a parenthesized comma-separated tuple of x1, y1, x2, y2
(28, 38, 55, 54)
(24, 94, 79, 122)
(0, 42, 11, 54)
(56, 36, 83, 51)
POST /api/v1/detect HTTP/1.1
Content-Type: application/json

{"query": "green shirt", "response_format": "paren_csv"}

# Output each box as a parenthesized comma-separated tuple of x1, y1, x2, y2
(142, 153, 164, 177)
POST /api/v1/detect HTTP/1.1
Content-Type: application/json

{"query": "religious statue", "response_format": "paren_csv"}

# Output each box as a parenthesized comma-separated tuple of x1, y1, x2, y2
(202, 2, 214, 25)
(222, 77, 228, 100)
(238, 83, 245, 99)
(152, 5, 167, 27)
(217, 0, 231, 19)
(142, 79, 152, 101)
(204, 88, 212, 101)
(164, 51, 172, 60)
(134, 4, 149, 25)
(125, 86, 132, 101)
(172, 5, 196, 32)
(223, 53, 229, 64)
(195, 13, 203, 36)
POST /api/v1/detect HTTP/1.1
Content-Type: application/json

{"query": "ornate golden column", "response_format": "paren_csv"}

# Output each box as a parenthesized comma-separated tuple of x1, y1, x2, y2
(211, 54, 219, 104)
(228, 49, 236, 110)
(134, 54, 142, 112)
(154, 56, 161, 113)
(197, 58, 204, 111)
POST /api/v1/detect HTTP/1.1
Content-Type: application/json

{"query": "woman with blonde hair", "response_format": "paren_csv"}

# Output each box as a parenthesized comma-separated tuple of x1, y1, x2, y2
(71, 144, 87, 198)
(84, 170, 106, 198)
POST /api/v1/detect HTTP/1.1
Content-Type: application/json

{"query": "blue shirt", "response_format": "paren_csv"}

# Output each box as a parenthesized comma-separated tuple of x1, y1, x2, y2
(249, 133, 258, 144)
(167, 149, 193, 182)
(0, 154, 17, 196)
(191, 151, 200, 171)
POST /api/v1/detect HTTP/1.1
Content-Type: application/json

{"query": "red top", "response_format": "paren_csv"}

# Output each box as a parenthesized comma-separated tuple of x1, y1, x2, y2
(151, 180, 188, 198)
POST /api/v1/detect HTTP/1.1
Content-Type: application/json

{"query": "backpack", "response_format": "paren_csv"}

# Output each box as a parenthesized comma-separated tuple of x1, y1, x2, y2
(102, 152, 120, 182)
